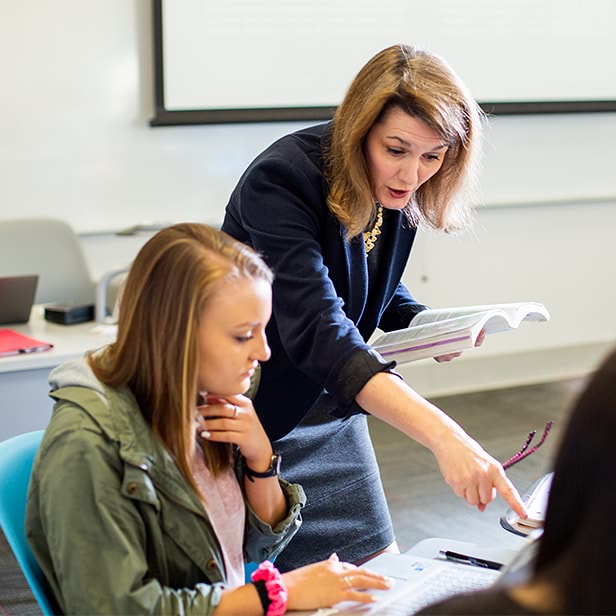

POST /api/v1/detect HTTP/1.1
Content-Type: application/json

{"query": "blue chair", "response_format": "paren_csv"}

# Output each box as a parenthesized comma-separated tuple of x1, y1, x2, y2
(244, 561, 259, 582)
(0, 431, 56, 615)
(0, 430, 260, 608)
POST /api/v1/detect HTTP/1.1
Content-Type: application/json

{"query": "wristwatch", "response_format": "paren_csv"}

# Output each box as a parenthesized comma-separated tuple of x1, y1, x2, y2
(243, 453, 282, 482)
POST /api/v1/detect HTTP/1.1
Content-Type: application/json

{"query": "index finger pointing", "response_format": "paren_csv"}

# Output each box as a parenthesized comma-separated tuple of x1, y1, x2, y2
(494, 472, 527, 518)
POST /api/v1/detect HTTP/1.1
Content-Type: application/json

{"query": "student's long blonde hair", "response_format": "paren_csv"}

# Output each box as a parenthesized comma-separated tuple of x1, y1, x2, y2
(90, 223, 273, 491)
(325, 43, 484, 239)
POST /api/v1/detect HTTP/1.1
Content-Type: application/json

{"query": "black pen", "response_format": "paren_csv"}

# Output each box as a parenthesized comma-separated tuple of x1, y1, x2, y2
(439, 550, 503, 571)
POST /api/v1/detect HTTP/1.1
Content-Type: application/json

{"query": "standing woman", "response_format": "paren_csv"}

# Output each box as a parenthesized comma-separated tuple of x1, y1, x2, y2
(222, 44, 526, 571)
(25, 224, 391, 615)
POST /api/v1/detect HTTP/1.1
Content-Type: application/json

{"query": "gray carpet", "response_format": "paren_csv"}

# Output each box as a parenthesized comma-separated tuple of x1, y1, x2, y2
(0, 375, 585, 614)
(0, 529, 41, 615)
(371, 376, 584, 554)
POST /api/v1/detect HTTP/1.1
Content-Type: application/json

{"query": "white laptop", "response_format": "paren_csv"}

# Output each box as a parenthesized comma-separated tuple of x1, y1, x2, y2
(300, 551, 502, 615)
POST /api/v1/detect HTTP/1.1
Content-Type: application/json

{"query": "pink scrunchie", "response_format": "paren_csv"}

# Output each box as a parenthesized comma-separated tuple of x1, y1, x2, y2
(251, 560, 288, 616)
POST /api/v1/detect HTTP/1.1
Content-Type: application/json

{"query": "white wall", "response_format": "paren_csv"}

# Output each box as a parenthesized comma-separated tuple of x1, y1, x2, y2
(2, 0, 615, 397)
(396, 200, 616, 396)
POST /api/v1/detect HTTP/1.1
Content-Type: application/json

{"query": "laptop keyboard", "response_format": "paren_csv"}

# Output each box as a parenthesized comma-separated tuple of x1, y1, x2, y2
(372, 565, 499, 615)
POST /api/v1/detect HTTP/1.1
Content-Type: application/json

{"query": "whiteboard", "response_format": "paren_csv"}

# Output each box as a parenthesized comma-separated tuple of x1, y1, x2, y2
(154, 0, 616, 124)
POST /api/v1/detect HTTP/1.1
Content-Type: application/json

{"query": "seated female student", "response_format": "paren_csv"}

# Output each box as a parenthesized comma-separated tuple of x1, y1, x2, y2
(418, 346, 616, 615)
(25, 223, 392, 615)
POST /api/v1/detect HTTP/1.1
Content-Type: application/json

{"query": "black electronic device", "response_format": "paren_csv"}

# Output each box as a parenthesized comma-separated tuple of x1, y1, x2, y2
(44, 303, 95, 325)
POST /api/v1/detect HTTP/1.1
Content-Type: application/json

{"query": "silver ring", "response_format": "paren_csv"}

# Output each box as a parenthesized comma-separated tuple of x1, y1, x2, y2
(233, 405, 239, 418)
(344, 575, 353, 590)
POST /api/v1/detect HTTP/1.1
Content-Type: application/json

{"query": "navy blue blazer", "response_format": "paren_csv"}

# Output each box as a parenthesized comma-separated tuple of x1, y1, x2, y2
(222, 123, 426, 440)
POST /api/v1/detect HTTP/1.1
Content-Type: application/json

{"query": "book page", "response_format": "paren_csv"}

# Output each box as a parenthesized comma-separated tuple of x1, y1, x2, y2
(373, 313, 487, 350)
(372, 301, 549, 364)
(411, 302, 548, 328)
(377, 335, 475, 363)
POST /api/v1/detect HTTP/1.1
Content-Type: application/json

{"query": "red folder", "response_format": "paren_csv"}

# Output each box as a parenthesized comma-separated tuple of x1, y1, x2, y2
(0, 329, 53, 357)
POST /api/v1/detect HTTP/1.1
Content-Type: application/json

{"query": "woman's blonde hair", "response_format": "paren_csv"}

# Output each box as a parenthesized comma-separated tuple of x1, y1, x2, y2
(325, 43, 485, 239)
(90, 223, 273, 491)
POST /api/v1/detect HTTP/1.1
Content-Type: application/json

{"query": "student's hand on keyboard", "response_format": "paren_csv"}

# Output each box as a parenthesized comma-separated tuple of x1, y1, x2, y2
(282, 552, 395, 612)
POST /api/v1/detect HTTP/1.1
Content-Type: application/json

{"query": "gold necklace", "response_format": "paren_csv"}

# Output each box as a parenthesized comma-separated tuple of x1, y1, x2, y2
(363, 204, 383, 255)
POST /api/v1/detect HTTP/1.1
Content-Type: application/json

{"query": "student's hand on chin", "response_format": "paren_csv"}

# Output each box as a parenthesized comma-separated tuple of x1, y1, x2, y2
(196, 394, 272, 464)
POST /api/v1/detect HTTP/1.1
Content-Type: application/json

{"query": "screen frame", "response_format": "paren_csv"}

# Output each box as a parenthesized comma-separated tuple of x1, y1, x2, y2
(150, 0, 616, 127)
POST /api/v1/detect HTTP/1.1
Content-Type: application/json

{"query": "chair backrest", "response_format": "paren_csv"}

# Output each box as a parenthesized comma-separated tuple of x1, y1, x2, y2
(0, 218, 95, 305)
(0, 431, 56, 615)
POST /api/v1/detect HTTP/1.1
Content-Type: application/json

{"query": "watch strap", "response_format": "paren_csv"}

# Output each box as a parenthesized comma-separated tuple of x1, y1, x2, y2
(243, 453, 282, 482)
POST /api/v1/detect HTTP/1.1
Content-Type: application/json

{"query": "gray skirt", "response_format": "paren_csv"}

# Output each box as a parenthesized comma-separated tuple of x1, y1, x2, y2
(272, 393, 394, 572)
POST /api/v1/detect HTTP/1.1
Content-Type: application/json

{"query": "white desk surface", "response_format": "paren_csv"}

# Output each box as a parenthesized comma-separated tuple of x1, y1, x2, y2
(0, 307, 116, 441)
(406, 537, 522, 566)
(0, 306, 116, 374)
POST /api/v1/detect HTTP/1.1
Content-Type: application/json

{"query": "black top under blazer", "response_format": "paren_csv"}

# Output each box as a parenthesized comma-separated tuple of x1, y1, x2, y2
(222, 122, 427, 440)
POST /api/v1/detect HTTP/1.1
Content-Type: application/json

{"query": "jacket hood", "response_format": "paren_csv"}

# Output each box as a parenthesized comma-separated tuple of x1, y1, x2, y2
(49, 354, 106, 396)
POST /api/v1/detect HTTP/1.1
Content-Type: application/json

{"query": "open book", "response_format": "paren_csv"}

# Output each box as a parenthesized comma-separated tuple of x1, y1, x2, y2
(371, 302, 550, 364)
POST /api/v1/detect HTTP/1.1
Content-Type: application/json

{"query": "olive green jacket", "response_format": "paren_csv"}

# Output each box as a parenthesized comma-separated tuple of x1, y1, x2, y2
(26, 364, 306, 615)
